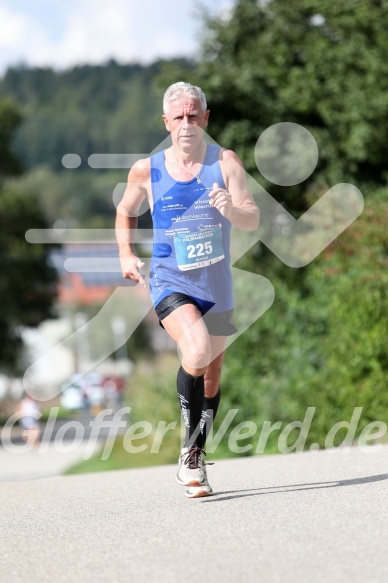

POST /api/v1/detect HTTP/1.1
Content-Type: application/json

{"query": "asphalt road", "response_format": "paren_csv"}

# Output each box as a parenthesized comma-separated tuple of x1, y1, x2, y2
(1, 444, 388, 583)
(1, 408, 129, 446)
(0, 441, 102, 482)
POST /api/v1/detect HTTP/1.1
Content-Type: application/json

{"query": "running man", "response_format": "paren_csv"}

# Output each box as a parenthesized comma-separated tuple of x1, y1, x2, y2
(116, 82, 259, 498)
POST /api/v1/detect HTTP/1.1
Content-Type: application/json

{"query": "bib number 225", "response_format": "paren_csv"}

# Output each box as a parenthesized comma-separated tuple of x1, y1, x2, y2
(175, 227, 224, 271)
(187, 241, 213, 259)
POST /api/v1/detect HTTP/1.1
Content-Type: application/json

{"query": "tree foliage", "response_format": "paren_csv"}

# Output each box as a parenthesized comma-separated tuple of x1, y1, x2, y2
(160, 0, 388, 208)
(219, 195, 388, 452)
(0, 97, 22, 180)
(0, 96, 57, 372)
(205, 0, 388, 186)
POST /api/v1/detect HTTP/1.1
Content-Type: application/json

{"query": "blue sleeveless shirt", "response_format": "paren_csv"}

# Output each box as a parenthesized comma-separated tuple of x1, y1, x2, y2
(149, 144, 233, 313)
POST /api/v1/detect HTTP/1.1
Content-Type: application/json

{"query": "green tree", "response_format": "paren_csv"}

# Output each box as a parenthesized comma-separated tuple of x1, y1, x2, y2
(219, 194, 388, 452)
(0, 96, 57, 372)
(161, 0, 388, 207)
(0, 97, 22, 180)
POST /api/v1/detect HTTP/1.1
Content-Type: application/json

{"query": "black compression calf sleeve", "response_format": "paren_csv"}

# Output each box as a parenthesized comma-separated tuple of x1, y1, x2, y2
(177, 365, 205, 449)
(200, 388, 221, 446)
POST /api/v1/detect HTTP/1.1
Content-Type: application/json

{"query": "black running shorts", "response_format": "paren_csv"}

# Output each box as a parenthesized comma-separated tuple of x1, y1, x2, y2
(155, 292, 237, 336)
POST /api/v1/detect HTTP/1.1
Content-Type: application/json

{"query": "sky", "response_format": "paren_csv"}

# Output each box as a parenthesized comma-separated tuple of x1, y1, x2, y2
(0, 0, 235, 76)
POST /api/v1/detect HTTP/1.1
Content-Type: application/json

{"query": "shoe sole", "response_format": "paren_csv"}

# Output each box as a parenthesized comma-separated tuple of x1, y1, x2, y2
(176, 475, 205, 487)
(185, 487, 213, 499)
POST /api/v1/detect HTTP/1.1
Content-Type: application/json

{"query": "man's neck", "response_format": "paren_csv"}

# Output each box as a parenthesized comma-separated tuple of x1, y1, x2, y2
(169, 142, 206, 167)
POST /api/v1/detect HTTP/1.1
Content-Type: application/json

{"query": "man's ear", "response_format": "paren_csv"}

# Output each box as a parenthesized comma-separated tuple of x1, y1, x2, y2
(162, 114, 170, 131)
(204, 109, 210, 127)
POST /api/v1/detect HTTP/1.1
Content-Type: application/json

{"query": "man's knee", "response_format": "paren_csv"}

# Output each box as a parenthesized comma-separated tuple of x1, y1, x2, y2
(180, 337, 211, 371)
(184, 346, 210, 370)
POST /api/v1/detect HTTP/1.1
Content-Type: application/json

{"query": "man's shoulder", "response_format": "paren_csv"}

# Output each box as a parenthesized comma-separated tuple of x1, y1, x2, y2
(128, 158, 151, 182)
(218, 147, 245, 171)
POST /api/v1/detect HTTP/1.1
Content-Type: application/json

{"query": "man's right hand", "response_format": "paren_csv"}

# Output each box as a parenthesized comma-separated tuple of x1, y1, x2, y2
(120, 255, 147, 287)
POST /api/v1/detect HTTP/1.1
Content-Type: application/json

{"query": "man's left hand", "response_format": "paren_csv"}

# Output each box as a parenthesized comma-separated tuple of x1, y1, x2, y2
(209, 182, 233, 219)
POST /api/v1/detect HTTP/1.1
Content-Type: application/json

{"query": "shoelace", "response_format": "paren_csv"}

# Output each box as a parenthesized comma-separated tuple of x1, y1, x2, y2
(184, 446, 214, 469)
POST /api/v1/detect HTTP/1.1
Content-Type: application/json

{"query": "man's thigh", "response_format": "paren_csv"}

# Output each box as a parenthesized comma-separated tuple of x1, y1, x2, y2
(160, 302, 209, 347)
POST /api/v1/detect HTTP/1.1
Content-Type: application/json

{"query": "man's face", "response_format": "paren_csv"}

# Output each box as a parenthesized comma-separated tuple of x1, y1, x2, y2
(162, 96, 210, 150)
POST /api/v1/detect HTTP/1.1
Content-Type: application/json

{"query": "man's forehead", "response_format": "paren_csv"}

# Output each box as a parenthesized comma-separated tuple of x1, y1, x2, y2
(168, 97, 204, 114)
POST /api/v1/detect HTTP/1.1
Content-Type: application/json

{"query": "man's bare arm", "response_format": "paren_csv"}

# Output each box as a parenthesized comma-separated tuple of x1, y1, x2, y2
(210, 149, 259, 231)
(115, 159, 150, 286)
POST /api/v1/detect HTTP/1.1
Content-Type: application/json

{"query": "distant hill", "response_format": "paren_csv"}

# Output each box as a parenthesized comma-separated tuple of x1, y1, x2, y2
(0, 58, 192, 171)
(0, 59, 192, 229)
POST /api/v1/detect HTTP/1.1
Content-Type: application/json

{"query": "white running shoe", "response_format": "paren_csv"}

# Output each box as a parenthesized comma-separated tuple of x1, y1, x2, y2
(176, 446, 205, 487)
(176, 446, 210, 488)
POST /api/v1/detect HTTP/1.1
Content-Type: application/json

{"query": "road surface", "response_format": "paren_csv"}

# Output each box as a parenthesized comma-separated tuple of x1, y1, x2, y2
(0, 444, 387, 582)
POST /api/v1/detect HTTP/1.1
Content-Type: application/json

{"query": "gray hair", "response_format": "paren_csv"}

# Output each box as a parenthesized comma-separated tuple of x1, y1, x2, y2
(163, 82, 207, 114)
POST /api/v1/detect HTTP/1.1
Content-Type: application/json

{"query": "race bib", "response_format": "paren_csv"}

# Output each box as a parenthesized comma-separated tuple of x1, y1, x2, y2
(174, 227, 224, 271)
